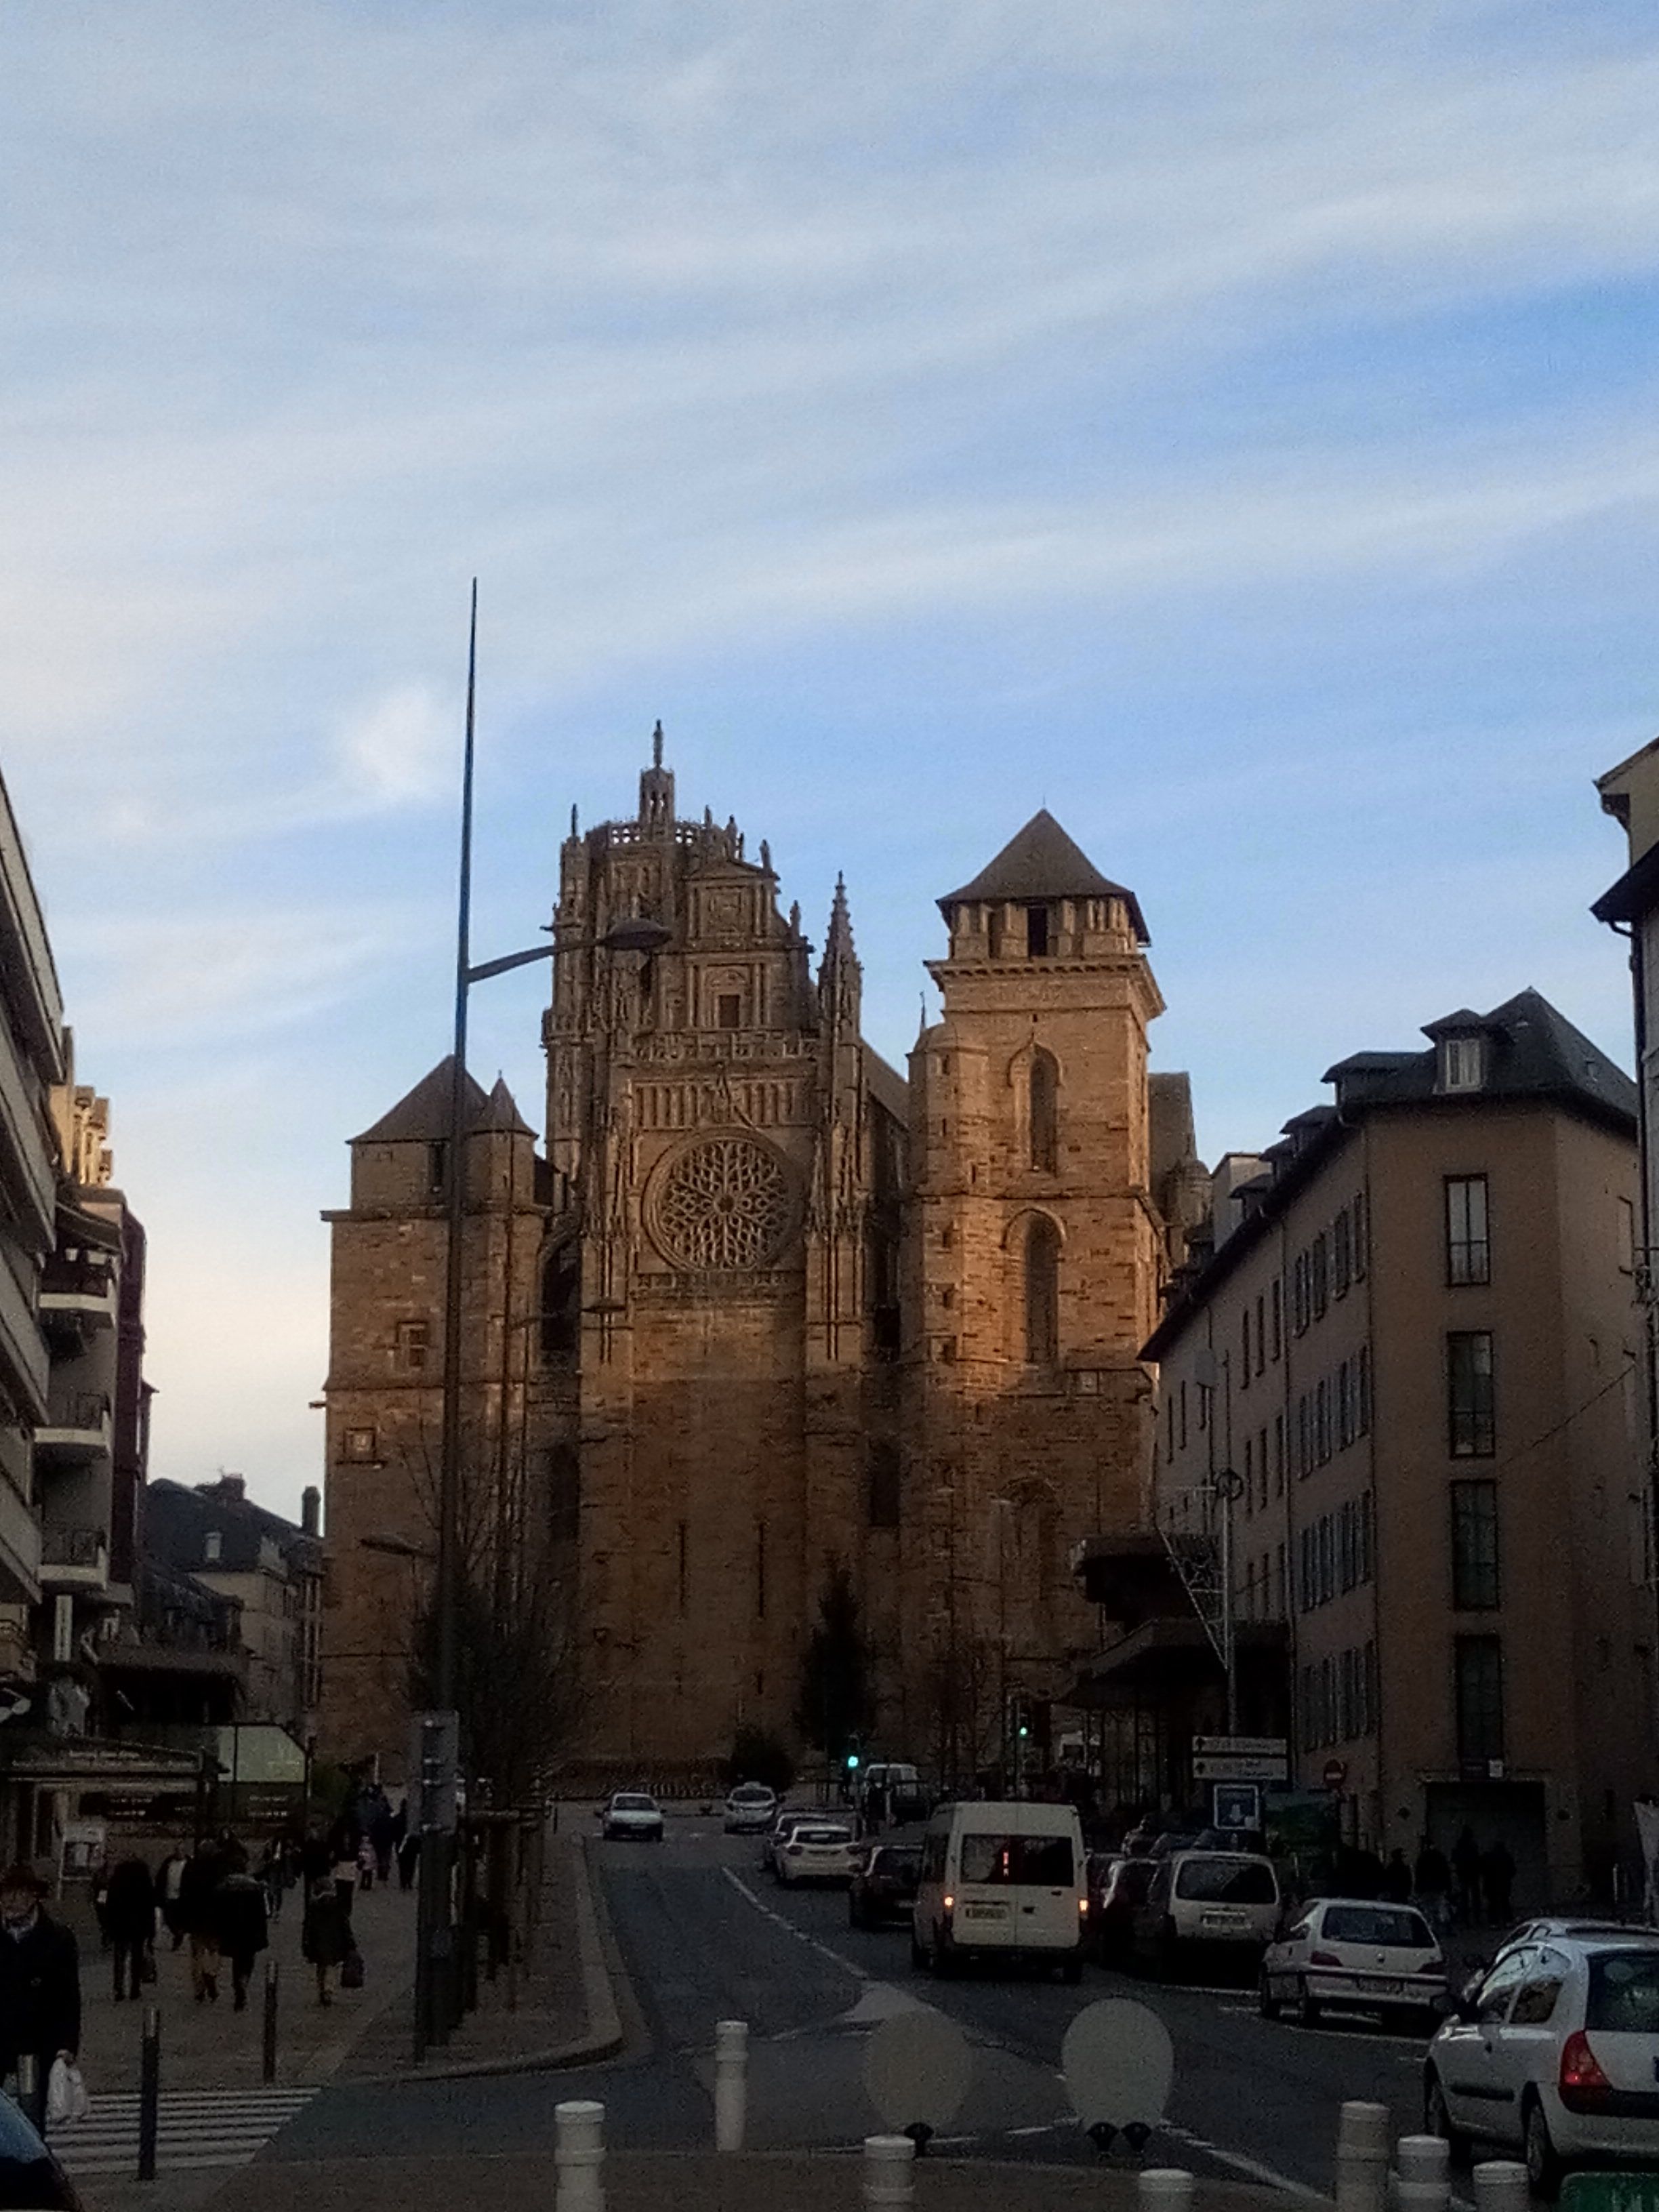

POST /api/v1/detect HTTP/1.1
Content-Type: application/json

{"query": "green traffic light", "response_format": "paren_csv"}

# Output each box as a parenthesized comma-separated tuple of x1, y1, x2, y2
(846, 1753, 860, 1769)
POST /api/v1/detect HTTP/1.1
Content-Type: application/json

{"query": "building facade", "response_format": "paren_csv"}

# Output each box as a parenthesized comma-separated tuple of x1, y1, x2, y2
(1137, 990, 1650, 1906)
(321, 738, 1196, 1784)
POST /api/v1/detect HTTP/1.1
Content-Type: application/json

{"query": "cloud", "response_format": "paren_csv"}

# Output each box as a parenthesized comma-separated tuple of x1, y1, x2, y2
(336, 683, 451, 808)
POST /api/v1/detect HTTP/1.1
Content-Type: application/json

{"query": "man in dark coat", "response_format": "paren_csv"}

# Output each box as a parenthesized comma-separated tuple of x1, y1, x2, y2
(104, 1854, 155, 2001)
(0, 1864, 79, 2131)
(210, 1847, 269, 2011)
(178, 1840, 224, 2002)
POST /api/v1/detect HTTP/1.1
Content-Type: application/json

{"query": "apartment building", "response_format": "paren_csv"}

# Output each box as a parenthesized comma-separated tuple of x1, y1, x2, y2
(1142, 988, 1650, 1908)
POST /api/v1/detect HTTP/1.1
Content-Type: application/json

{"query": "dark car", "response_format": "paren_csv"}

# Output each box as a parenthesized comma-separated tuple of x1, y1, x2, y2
(848, 1843, 922, 1929)
(1088, 1853, 1159, 1963)
(0, 2089, 81, 2209)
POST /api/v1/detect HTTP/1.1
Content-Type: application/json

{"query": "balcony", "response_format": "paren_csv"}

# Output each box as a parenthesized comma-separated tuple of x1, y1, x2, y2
(38, 1258, 116, 1352)
(33, 1390, 111, 1467)
(39, 1526, 108, 1591)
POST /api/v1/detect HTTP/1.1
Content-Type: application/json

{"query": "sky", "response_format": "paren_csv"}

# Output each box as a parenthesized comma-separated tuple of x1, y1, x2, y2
(3, 1, 1658, 1517)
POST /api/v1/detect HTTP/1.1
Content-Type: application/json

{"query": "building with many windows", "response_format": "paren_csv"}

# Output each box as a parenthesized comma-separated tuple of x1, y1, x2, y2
(1124, 988, 1649, 1907)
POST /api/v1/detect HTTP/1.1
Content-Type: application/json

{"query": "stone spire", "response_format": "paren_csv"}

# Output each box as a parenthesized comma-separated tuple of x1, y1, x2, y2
(818, 872, 861, 1030)
(638, 720, 675, 836)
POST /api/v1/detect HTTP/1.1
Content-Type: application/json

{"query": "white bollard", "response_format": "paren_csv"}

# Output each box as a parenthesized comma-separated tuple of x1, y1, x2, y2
(714, 2018, 748, 2153)
(1396, 2133, 1450, 2212)
(1139, 2171, 1195, 2212)
(1335, 2100, 1390, 2212)
(1473, 2162, 1530, 2212)
(863, 2133, 916, 2212)
(555, 2098, 606, 2212)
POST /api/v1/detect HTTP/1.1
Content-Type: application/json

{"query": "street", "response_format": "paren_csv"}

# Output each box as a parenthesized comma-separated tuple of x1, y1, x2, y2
(255, 1816, 1446, 2200)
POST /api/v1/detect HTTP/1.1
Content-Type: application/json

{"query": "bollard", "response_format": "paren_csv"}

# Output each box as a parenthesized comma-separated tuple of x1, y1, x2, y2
(137, 2006, 161, 2182)
(1335, 2100, 1389, 2212)
(1473, 2163, 1530, 2212)
(1397, 2134, 1450, 2212)
(555, 2098, 606, 2212)
(1139, 2174, 1195, 2212)
(863, 2135, 916, 2212)
(16, 2053, 37, 2139)
(263, 1960, 279, 2085)
(714, 2018, 748, 2153)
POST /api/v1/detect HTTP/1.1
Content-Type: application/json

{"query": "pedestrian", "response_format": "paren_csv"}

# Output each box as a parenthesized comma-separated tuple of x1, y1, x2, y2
(210, 1847, 269, 2013)
(300, 1877, 352, 2007)
(1482, 1839, 1516, 1928)
(1452, 1826, 1483, 1925)
(157, 1847, 189, 1950)
(356, 1835, 375, 1893)
(370, 1803, 396, 1887)
(299, 1826, 330, 1889)
(0, 1864, 79, 2134)
(331, 1838, 359, 1921)
(1380, 1849, 1412, 1905)
(104, 1854, 155, 2003)
(1414, 1837, 1452, 1929)
(257, 1838, 289, 1921)
(179, 1839, 225, 2003)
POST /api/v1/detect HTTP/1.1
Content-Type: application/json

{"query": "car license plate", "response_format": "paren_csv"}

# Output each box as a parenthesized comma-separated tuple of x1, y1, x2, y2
(1201, 1910, 1247, 1931)
(964, 1902, 1008, 1921)
(1358, 1977, 1405, 1996)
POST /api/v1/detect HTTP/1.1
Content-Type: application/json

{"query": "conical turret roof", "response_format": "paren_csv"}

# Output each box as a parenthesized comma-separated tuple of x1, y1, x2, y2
(939, 810, 1147, 941)
(351, 1057, 489, 1144)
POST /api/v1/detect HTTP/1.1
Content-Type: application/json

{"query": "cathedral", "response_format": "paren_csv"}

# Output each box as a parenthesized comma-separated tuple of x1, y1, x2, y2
(320, 732, 1200, 1788)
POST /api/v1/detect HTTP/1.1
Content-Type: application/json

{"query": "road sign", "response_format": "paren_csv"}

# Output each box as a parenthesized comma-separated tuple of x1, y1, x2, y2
(1192, 1736, 1288, 1758)
(1322, 1758, 1349, 1791)
(1193, 1752, 1286, 1782)
(1212, 1782, 1262, 1832)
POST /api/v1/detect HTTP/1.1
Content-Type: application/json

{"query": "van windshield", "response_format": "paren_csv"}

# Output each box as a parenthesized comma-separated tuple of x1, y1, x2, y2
(1174, 1858, 1277, 1904)
(959, 1832, 1075, 1886)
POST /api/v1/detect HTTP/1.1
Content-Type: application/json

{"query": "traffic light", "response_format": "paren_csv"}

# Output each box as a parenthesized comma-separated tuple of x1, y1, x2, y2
(844, 1748, 861, 1771)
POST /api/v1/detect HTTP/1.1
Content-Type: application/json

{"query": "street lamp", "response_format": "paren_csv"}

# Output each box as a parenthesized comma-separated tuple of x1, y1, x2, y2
(421, 585, 670, 2064)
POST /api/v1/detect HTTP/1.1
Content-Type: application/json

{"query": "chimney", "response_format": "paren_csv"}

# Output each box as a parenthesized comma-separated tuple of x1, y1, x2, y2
(199, 1473, 246, 1503)
(300, 1486, 321, 1538)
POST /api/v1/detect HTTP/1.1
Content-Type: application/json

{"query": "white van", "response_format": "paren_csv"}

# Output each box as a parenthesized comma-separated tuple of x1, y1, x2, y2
(912, 1801, 1086, 1980)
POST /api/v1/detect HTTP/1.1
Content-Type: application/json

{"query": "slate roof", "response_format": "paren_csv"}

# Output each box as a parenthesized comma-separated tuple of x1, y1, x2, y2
(939, 811, 1149, 941)
(473, 1076, 535, 1138)
(352, 1057, 491, 1144)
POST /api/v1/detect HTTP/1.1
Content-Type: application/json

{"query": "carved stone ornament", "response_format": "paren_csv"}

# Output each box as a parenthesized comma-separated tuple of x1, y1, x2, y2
(647, 1133, 796, 1271)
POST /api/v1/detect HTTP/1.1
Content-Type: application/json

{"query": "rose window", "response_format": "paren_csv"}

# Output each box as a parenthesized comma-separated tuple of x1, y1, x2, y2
(653, 1137, 793, 1270)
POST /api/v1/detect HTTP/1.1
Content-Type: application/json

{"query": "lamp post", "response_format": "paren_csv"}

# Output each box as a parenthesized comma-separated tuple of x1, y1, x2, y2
(417, 588, 670, 2062)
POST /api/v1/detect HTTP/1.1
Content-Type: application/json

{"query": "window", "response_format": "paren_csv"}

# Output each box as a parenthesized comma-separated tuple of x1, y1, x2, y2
(1296, 1395, 1311, 1479)
(960, 1831, 1073, 1885)
(1446, 1176, 1490, 1286)
(541, 1245, 581, 1362)
(1448, 1332, 1496, 1457)
(1029, 1050, 1059, 1174)
(1273, 1413, 1285, 1497)
(1275, 1543, 1286, 1618)
(1270, 1281, 1282, 1359)
(1334, 1209, 1352, 1297)
(716, 993, 742, 1029)
(204, 1530, 222, 1565)
(1292, 1253, 1309, 1336)
(1454, 1635, 1504, 1764)
(1353, 1191, 1369, 1278)
(1441, 1034, 1485, 1092)
(1619, 1195, 1637, 1275)
(1254, 1294, 1266, 1374)
(1450, 1480, 1500, 1609)
(1166, 1393, 1175, 1461)
(427, 1141, 448, 1196)
(1179, 1381, 1188, 1450)
(395, 1319, 432, 1374)
(1311, 1234, 1329, 1319)
(1338, 1359, 1355, 1450)
(1258, 1426, 1269, 1509)
(1315, 1376, 1332, 1464)
(1025, 905, 1050, 958)
(342, 1427, 378, 1464)
(1024, 1215, 1060, 1364)
(1240, 1308, 1251, 1388)
(867, 1441, 901, 1530)
(549, 1443, 580, 1541)
(1243, 1435, 1254, 1516)
(1357, 1346, 1372, 1435)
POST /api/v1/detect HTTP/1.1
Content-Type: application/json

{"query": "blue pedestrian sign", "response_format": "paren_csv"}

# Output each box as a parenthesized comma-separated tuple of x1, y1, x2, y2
(1212, 1781, 1262, 1833)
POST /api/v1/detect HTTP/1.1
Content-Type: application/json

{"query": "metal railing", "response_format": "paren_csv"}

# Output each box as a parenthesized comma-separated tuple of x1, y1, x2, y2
(42, 1388, 109, 1432)
(41, 1525, 108, 1568)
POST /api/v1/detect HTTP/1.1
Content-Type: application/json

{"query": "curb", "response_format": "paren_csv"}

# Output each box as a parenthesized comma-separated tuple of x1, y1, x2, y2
(352, 1833, 624, 2085)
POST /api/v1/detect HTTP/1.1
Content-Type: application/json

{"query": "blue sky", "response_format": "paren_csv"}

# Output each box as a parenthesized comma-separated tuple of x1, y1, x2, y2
(3, 2, 1657, 1513)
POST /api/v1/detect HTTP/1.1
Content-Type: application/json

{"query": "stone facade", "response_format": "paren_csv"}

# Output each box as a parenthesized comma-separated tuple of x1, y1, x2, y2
(320, 736, 1191, 1783)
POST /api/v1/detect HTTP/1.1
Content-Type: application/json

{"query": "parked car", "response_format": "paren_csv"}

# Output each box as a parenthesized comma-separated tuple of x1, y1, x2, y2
(1453, 1919, 1637, 2007)
(0, 2093, 80, 2209)
(1260, 1898, 1445, 2030)
(776, 1822, 857, 1885)
(1130, 1849, 1281, 1980)
(912, 1800, 1086, 1980)
(850, 1843, 922, 1928)
(723, 1782, 779, 1834)
(1088, 1853, 1158, 1964)
(1425, 1934, 1659, 2196)
(762, 1809, 819, 1873)
(600, 1790, 665, 1841)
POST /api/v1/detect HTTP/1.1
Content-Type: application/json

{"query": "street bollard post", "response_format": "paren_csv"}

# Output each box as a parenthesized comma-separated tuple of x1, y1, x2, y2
(1335, 2100, 1389, 2212)
(1396, 2133, 1450, 2212)
(1139, 2172, 1195, 2212)
(714, 2018, 748, 2152)
(862, 2134, 916, 2212)
(1473, 2163, 1530, 2212)
(554, 2098, 606, 2212)
(263, 1960, 279, 2085)
(138, 2006, 161, 2182)
(15, 2054, 37, 2138)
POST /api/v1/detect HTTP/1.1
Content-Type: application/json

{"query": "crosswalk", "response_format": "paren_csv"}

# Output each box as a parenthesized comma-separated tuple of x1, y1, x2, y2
(49, 2086, 317, 2176)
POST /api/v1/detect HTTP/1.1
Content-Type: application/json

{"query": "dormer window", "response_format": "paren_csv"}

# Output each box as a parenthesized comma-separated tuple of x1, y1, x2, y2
(1440, 1034, 1485, 1092)
(204, 1531, 222, 1564)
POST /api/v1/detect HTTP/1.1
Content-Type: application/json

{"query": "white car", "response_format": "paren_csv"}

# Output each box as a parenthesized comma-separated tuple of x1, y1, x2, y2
(1425, 1933, 1659, 2196)
(600, 1790, 664, 1841)
(723, 1782, 779, 1834)
(762, 1809, 817, 1872)
(1260, 1898, 1445, 2030)
(775, 1822, 857, 1885)
(1131, 1850, 1281, 1976)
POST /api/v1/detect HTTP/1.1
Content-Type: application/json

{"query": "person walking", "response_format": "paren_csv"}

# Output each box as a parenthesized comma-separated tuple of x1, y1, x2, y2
(211, 1848, 269, 2012)
(370, 1803, 396, 1888)
(1452, 1826, 1483, 1925)
(179, 1839, 225, 2003)
(157, 1847, 188, 1950)
(0, 1864, 79, 2133)
(1414, 1837, 1452, 1929)
(396, 1820, 419, 1892)
(104, 1854, 155, 2002)
(300, 1876, 352, 2007)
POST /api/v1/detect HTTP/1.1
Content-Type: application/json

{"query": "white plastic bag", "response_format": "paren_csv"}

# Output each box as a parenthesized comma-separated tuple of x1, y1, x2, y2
(45, 2057, 88, 2128)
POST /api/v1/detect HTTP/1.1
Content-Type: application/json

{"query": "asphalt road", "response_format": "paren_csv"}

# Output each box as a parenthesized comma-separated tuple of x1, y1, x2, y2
(264, 1815, 1447, 2197)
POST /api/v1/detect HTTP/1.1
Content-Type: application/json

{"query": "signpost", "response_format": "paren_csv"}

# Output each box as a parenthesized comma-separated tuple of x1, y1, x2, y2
(1191, 1735, 1288, 1784)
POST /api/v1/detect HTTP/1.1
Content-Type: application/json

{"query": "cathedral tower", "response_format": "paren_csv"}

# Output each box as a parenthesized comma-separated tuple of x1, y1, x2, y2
(900, 811, 1165, 1778)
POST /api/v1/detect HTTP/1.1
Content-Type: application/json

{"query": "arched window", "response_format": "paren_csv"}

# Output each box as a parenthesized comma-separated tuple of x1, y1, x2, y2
(1025, 1214, 1060, 1365)
(540, 1244, 581, 1364)
(1029, 1049, 1058, 1174)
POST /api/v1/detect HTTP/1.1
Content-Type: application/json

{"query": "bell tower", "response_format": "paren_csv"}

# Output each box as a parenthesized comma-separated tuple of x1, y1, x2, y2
(901, 811, 1165, 1777)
